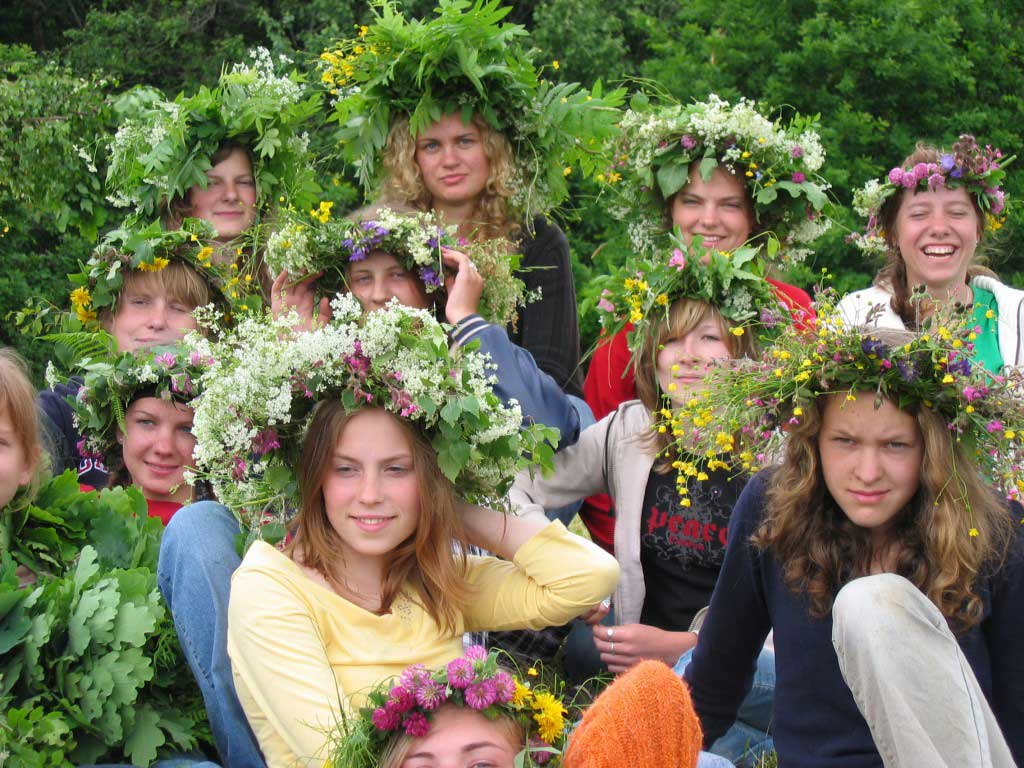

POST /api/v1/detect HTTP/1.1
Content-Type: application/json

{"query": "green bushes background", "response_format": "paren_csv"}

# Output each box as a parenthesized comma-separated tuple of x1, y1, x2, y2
(3, 0, 1022, 378)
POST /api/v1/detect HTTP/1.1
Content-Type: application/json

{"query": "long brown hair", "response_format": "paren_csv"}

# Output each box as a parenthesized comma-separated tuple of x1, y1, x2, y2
(874, 142, 994, 329)
(633, 298, 753, 469)
(0, 347, 43, 499)
(379, 114, 520, 241)
(287, 402, 475, 634)
(754, 393, 1014, 629)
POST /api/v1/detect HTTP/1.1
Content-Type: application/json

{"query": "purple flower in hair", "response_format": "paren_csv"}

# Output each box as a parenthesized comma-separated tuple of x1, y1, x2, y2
(372, 706, 400, 731)
(154, 352, 177, 368)
(791, 172, 806, 183)
(464, 679, 496, 710)
(940, 154, 955, 172)
(464, 645, 487, 660)
(680, 134, 697, 150)
(912, 162, 930, 181)
(414, 680, 447, 711)
(988, 188, 1005, 215)
(888, 168, 903, 185)
(446, 657, 475, 689)
(388, 685, 415, 713)
(419, 266, 441, 288)
(900, 172, 917, 189)
(861, 338, 888, 358)
(947, 355, 972, 377)
(492, 671, 515, 704)
(927, 173, 945, 190)
(400, 664, 430, 689)
(402, 711, 430, 738)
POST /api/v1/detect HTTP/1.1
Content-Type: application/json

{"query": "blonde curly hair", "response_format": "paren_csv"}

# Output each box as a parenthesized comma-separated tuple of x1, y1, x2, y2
(379, 115, 521, 242)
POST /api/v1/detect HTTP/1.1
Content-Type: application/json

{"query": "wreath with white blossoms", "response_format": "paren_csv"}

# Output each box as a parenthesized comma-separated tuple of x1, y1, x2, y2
(265, 205, 529, 326)
(106, 47, 321, 223)
(187, 295, 558, 529)
(605, 93, 832, 263)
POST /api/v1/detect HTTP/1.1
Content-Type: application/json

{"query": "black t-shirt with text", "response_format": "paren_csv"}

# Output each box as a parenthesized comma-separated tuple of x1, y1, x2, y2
(639, 465, 746, 631)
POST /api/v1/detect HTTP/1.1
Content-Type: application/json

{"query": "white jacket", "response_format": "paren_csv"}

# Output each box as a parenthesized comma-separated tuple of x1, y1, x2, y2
(837, 276, 1024, 368)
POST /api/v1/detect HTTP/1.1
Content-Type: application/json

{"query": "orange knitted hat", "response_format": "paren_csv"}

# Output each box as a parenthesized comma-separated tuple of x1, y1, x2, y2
(563, 660, 703, 768)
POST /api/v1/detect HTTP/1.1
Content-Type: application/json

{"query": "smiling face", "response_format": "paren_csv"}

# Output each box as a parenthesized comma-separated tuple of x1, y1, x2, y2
(818, 394, 924, 545)
(119, 396, 196, 504)
(669, 165, 754, 254)
(186, 147, 258, 240)
(893, 185, 982, 298)
(322, 408, 421, 568)
(345, 251, 431, 312)
(395, 705, 520, 768)
(110, 282, 200, 352)
(414, 113, 491, 220)
(655, 315, 733, 405)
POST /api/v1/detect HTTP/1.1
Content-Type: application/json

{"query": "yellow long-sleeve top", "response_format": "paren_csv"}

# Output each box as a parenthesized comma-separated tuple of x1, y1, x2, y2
(227, 519, 619, 768)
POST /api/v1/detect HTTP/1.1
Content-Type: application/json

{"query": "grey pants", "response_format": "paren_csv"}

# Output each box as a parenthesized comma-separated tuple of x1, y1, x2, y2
(832, 574, 1014, 768)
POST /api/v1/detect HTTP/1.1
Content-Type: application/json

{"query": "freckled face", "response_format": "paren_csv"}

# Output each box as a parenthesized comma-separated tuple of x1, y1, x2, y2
(818, 394, 924, 545)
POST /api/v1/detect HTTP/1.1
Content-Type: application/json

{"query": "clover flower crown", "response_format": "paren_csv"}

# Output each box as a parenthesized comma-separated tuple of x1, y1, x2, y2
(66, 219, 261, 331)
(264, 205, 529, 326)
(321, 0, 624, 222)
(187, 295, 558, 529)
(662, 289, 1024, 515)
(106, 47, 321, 223)
(45, 336, 211, 462)
(593, 231, 788, 360)
(604, 93, 832, 263)
(852, 135, 1015, 254)
(328, 647, 572, 768)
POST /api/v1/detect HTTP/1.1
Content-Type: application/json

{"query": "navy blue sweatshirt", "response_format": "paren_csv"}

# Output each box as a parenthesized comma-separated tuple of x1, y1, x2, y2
(37, 379, 108, 488)
(685, 471, 1024, 767)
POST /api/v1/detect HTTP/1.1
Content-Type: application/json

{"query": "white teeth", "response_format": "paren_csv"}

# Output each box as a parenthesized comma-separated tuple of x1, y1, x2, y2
(923, 245, 955, 256)
(358, 518, 388, 524)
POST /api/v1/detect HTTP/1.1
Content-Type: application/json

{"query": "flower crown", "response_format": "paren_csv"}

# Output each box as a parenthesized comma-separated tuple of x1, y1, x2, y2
(187, 295, 558, 528)
(594, 232, 786, 357)
(264, 205, 528, 326)
(605, 93, 832, 263)
(67, 218, 260, 329)
(662, 289, 1024, 510)
(328, 647, 572, 768)
(852, 135, 1015, 254)
(106, 47, 320, 223)
(321, 0, 624, 221)
(46, 337, 211, 461)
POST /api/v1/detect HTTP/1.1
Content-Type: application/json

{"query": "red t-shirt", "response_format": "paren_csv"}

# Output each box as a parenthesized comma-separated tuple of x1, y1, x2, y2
(147, 499, 182, 526)
(580, 278, 814, 553)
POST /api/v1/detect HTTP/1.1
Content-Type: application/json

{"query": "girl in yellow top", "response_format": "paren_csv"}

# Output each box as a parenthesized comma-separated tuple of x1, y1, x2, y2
(204, 299, 619, 768)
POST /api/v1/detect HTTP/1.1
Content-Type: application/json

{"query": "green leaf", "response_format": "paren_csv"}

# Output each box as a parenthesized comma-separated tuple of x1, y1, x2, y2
(655, 159, 690, 199)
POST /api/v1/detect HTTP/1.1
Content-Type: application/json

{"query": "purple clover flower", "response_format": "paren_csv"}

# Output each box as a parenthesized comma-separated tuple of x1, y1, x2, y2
(680, 135, 697, 149)
(154, 352, 177, 367)
(888, 168, 903, 185)
(388, 685, 415, 713)
(251, 428, 281, 456)
(464, 645, 487, 660)
(491, 671, 515, 704)
(464, 679, 496, 710)
(400, 664, 430, 689)
(402, 711, 430, 738)
(414, 680, 447, 711)
(372, 706, 400, 730)
(927, 173, 945, 190)
(912, 162, 930, 181)
(446, 657, 475, 689)
(900, 172, 917, 189)
(791, 172, 806, 183)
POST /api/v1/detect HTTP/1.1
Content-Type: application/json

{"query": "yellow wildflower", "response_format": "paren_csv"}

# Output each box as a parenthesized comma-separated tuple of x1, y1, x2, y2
(532, 692, 567, 743)
(563, 167, 572, 177)
(656, 294, 669, 306)
(942, 374, 955, 384)
(69, 287, 92, 309)
(512, 680, 532, 707)
(969, 527, 979, 537)
(1005, 430, 1017, 440)
(607, 171, 622, 183)
(138, 257, 170, 272)
(311, 201, 334, 223)
(793, 407, 803, 416)
(197, 246, 214, 263)
(76, 307, 97, 324)
(731, 327, 744, 336)
(552, 60, 560, 70)
(846, 394, 857, 401)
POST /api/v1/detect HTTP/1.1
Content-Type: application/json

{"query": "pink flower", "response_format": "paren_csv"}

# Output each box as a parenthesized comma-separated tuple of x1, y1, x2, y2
(597, 296, 615, 313)
(388, 685, 415, 713)
(912, 162, 930, 181)
(232, 456, 248, 481)
(987, 188, 1005, 215)
(464, 645, 487, 660)
(680, 135, 697, 149)
(791, 172, 806, 183)
(530, 738, 554, 765)
(491, 671, 515, 704)
(446, 658, 475, 689)
(900, 172, 917, 189)
(927, 173, 945, 189)
(790, 145, 804, 158)
(464, 679, 496, 710)
(414, 680, 447, 711)
(402, 711, 430, 738)
(251, 428, 281, 456)
(888, 168, 903, 185)
(372, 706, 400, 730)
(986, 420, 1004, 433)
(400, 664, 430, 689)
(154, 352, 177, 367)
(669, 248, 687, 270)
(962, 385, 986, 402)
(189, 350, 211, 366)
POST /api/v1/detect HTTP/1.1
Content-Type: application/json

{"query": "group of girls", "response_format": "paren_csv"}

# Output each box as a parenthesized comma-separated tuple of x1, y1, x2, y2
(3, 2, 1022, 768)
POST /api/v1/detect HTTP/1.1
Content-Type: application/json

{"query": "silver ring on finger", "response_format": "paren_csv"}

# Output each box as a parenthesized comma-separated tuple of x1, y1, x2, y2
(607, 627, 614, 640)
(609, 642, 615, 655)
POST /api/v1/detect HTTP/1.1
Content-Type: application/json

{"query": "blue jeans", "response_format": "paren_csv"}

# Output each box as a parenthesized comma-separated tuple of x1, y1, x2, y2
(675, 646, 775, 768)
(157, 501, 265, 768)
(544, 395, 595, 526)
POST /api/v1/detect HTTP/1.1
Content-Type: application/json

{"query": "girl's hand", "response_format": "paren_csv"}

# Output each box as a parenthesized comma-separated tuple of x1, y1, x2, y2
(579, 599, 611, 626)
(441, 247, 483, 325)
(592, 622, 697, 674)
(271, 269, 333, 332)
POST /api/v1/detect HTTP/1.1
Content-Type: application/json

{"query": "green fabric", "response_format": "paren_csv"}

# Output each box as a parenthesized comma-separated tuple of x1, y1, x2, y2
(970, 286, 1004, 372)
